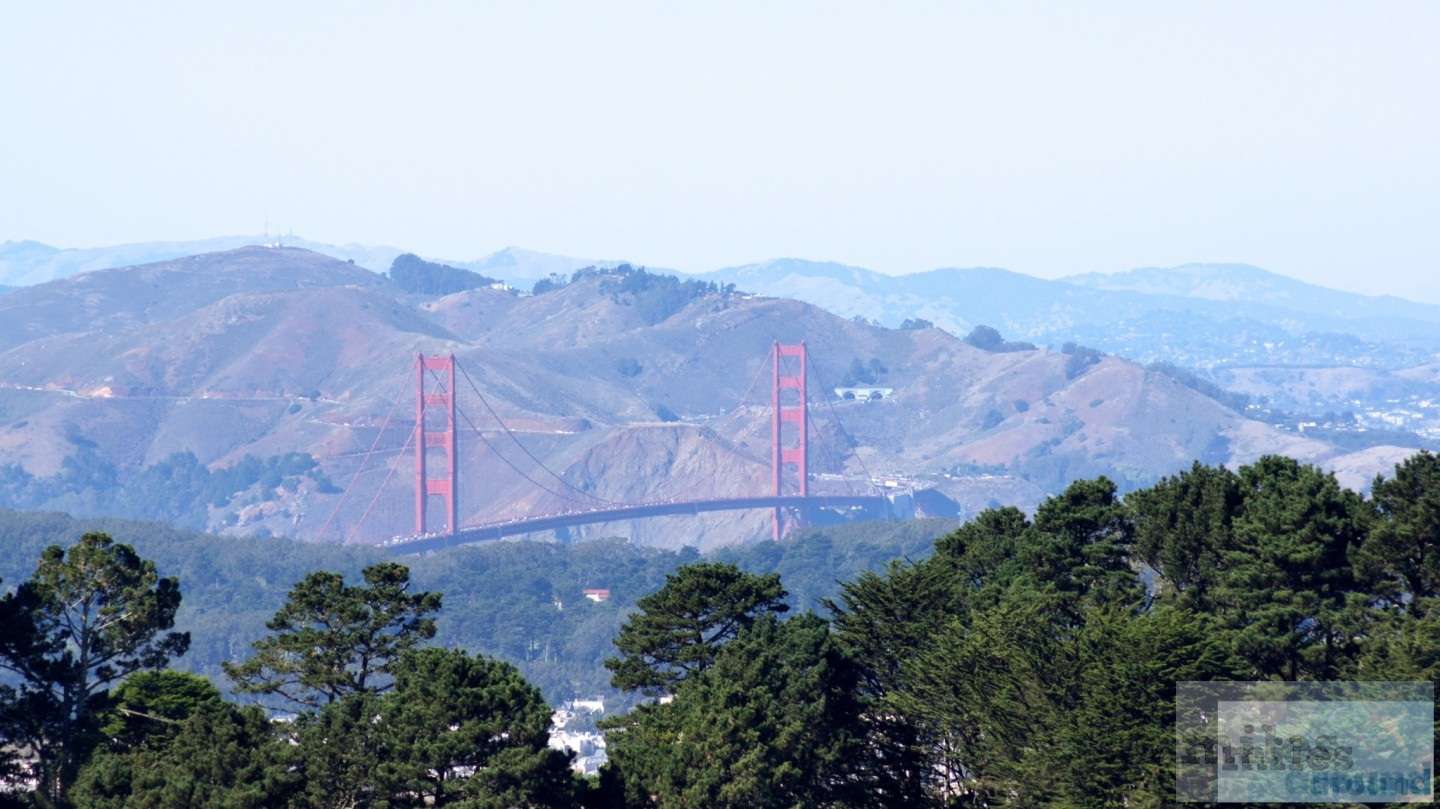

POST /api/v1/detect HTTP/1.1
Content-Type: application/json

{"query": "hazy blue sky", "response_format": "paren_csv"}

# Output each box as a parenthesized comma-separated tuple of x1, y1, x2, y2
(4, 3, 1438, 300)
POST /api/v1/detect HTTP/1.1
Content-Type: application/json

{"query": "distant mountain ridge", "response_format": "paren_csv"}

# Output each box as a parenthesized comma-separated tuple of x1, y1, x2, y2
(0, 236, 400, 286)
(695, 259, 1440, 369)
(701, 258, 1440, 331)
(0, 246, 1426, 549)
(1062, 262, 1440, 324)
(0, 237, 631, 289)
(7, 236, 1440, 420)
(9, 237, 1438, 344)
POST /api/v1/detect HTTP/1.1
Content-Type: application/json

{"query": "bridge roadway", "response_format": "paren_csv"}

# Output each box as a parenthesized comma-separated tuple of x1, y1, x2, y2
(381, 494, 891, 554)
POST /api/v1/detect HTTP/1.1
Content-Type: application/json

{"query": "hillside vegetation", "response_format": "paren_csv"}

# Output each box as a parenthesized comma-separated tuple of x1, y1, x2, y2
(4, 450, 1439, 806)
(0, 508, 949, 705)
(388, 253, 502, 295)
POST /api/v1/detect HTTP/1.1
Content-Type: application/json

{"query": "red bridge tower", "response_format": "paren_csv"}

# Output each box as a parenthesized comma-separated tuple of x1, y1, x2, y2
(772, 342, 808, 540)
(415, 353, 458, 535)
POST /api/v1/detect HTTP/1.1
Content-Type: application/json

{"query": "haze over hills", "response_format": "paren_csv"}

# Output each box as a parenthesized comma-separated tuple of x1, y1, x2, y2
(0, 245, 1429, 549)
(1062, 262, 1440, 316)
(0, 237, 627, 289)
(9, 236, 1438, 367)
(692, 258, 1440, 437)
(0, 236, 404, 286)
(12, 236, 1440, 343)
(696, 259, 1440, 358)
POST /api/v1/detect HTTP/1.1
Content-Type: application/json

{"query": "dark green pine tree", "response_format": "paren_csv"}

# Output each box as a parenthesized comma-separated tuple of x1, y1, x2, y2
(223, 561, 441, 709)
(931, 504, 1031, 603)
(1358, 449, 1440, 616)
(94, 670, 226, 753)
(1221, 455, 1371, 680)
(291, 691, 389, 809)
(1017, 476, 1140, 613)
(1040, 605, 1241, 808)
(895, 591, 1241, 806)
(0, 572, 20, 790)
(0, 532, 189, 808)
(606, 613, 875, 809)
(1354, 451, 1440, 682)
(375, 647, 577, 808)
(893, 587, 1063, 805)
(1127, 460, 1245, 612)
(823, 557, 956, 805)
(70, 701, 297, 809)
(604, 562, 787, 696)
(826, 558, 959, 699)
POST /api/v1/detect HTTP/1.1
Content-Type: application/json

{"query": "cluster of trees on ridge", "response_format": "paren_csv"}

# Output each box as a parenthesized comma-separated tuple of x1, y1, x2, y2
(388, 254, 503, 296)
(2, 449, 1440, 806)
(532, 265, 736, 327)
(962, 325, 1037, 353)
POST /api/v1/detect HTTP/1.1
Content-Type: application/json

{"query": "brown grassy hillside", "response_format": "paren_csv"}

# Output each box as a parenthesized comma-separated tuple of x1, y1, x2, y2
(0, 248, 1416, 548)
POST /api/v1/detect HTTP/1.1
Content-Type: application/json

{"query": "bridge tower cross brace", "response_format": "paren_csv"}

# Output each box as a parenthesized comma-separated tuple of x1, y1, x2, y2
(415, 353, 458, 536)
(772, 341, 808, 540)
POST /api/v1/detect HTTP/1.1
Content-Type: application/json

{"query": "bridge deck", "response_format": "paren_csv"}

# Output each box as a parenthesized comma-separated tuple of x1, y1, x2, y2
(381, 494, 890, 554)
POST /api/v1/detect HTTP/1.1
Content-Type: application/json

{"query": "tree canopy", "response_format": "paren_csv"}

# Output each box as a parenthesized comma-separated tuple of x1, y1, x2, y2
(604, 562, 788, 696)
(222, 561, 442, 709)
(963, 324, 1036, 352)
(342, 647, 577, 808)
(604, 613, 880, 809)
(0, 532, 189, 808)
(388, 253, 501, 296)
(7, 450, 1440, 806)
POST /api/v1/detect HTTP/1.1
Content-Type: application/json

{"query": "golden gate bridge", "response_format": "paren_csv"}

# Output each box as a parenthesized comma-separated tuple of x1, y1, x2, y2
(320, 342, 903, 554)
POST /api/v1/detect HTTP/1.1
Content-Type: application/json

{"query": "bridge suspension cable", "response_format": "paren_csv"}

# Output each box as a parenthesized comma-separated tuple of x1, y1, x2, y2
(803, 353, 878, 496)
(441, 359, 616, 510)
(631, 343, 775, 503)
(339, 339, 889, 546)
(316, 354, 418, 542)
(347, 414, 417, 544)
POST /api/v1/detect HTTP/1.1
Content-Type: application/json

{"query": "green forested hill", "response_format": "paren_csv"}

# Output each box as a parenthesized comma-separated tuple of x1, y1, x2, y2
(0, 510, 951, 705)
